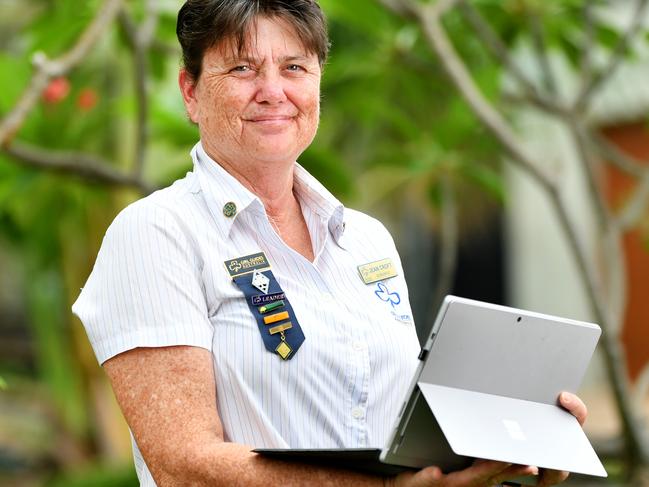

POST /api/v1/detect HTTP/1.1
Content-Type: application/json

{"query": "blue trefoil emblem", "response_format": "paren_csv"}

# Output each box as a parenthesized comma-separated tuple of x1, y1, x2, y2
(375, 282, 401, 308)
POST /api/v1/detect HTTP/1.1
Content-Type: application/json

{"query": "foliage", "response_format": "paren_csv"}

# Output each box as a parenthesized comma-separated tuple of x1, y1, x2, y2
(1, 0, 648, 483)
(45, 464, 138, 487)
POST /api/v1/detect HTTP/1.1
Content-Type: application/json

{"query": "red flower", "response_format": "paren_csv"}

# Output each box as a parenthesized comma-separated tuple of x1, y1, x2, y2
(42, 77, 70, 104)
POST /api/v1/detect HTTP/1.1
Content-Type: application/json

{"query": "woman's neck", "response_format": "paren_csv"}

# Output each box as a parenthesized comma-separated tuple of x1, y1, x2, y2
(201, 144, 314, 261)
(203, 146, 300, 222)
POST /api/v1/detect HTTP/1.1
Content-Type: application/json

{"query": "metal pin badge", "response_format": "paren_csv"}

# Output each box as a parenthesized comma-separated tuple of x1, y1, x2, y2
(276, 339, 292, 360)
(251, 269, 270, 294)
(223, 201, 237, 218)
(263, 311, 290, 325)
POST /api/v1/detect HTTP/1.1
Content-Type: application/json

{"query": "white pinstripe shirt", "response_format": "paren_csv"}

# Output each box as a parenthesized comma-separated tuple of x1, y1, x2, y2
(73, 142, 421, 485)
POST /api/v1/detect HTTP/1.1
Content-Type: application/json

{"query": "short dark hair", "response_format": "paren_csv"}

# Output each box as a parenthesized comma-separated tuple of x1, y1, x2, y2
(176, 0, 329, 80)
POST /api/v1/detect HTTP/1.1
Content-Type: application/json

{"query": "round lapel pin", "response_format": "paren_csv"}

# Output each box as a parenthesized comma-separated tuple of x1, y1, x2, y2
(223, 201, 237, 218)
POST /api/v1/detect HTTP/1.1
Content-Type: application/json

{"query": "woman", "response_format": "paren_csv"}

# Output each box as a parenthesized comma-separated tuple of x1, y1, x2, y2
(73, 1, 587, 485)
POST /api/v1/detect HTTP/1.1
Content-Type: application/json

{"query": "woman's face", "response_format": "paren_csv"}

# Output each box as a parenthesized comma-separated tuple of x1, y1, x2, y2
(180, 16, 322, 170)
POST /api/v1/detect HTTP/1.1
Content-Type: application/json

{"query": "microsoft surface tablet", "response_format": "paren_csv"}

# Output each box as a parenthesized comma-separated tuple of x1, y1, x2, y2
(256, 295, 607, 479)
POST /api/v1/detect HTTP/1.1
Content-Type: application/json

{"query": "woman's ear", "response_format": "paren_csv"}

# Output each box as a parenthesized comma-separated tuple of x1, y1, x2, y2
(179, 69, 200, 124)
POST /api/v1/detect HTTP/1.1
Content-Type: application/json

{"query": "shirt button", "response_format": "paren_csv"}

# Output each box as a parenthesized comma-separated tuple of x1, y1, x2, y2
(352, 341, 364, 351)
(352, 407, 364, 419)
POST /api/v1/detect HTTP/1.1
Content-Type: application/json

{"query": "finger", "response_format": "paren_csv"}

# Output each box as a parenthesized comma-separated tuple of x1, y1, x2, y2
(559, 392, 588, 426)
(446, 459, 513, 486)
(538, 468, 570, 486)
(490, 464, 539, 485)
(398, 466, 444, 487)
(417, 466, 444, 482)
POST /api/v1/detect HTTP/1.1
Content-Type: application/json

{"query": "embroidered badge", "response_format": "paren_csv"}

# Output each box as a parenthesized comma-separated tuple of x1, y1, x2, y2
(375, 282, 401, 308)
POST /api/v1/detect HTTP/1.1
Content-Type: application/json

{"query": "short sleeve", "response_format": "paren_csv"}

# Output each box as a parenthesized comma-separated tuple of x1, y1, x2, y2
(72, 201, 214, 364)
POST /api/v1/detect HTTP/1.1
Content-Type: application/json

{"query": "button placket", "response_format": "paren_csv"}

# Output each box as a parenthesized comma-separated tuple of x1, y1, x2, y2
(351, 407, 364, 419)
(348, 326, 370, 447)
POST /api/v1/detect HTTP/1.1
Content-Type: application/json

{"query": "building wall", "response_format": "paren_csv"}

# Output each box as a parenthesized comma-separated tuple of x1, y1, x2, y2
(601, 121, 649, 381)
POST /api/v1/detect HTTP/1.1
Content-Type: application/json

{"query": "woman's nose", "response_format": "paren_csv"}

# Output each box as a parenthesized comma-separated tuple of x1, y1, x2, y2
(255, 70, 288, 104)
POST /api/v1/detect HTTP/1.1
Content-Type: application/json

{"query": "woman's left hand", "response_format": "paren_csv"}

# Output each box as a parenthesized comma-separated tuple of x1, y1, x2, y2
(537, 392, 588, 486)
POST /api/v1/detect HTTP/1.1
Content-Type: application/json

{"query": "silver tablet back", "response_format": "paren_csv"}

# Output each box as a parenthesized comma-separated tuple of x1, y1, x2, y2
(380, 295, 606, 478)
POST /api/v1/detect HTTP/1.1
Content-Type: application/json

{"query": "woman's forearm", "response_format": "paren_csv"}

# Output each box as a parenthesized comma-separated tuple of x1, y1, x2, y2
(153, 440, 386, 487)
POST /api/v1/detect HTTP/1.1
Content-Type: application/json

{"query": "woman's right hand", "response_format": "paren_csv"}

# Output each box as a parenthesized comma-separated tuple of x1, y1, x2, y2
(389, 460, 538, 487)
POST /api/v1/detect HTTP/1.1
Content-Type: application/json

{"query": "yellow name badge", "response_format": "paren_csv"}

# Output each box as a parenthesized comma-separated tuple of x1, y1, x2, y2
(357, 258, 398, 285)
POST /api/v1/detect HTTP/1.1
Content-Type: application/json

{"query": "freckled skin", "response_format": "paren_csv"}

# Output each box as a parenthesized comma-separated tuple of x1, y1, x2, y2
(179, 16, 320, 261)
(180, 16, 322, 174)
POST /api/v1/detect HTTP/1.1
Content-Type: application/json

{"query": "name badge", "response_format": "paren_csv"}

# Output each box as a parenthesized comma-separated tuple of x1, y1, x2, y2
(357, 258, 398, 285)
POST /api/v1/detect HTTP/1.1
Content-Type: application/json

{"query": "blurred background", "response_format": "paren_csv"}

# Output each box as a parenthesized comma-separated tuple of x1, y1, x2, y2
(1, 0, 649, 485)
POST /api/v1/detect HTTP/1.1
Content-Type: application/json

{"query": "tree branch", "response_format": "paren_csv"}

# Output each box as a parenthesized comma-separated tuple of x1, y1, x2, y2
(575, 0, 649, 112)
(118, 1, 159, 179)
(567, 118, 611, 232)
(586, 129, 649, 229)
(0, 0, 123, 147)
(432, 172, 458, 309)
(615, 172, 649, 231)
(397, 0, 557, 192)
(3, 141, 154, 194)
(590, 130, 649, 179)
(139, 0, 159, 46)
(377, 0, 417, 20)
(500, 91, 570, 117)
(456, 0, 566, 116)
(580, 1, 595, 83)
(528, 10, 558, 96)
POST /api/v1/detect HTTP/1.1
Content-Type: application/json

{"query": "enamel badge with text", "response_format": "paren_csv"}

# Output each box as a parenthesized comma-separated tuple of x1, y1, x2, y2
(357, 258, 398, 285)
(224, 252, 270, 279)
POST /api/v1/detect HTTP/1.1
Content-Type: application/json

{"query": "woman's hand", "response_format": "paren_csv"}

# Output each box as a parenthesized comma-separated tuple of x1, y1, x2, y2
(390, 392, 588, 487)
(536, 392, 588, 486)
(390, 460, 538, 487)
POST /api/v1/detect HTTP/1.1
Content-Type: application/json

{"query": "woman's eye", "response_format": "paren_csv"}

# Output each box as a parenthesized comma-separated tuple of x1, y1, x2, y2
(286, 64, 303, 72)
(231, 65, 251, 73)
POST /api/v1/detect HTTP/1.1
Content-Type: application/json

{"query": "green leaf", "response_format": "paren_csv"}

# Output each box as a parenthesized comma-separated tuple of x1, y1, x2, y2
(27, 0, 101, 57)
(0, 53, 32, 112)
(597, 24, 622, 50)
(556, 32, 581, 69)
(320, 0, 393, 39)
(0, 375, 7, 390)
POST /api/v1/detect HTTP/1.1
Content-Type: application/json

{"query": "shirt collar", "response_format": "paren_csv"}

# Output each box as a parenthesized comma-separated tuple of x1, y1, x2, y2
(191, 141, 347, 246)
(293, 163, 347, 247)
(191, 142, 262, 238)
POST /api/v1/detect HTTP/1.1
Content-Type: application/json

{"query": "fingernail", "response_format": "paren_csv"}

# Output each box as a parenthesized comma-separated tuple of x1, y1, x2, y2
(561, 392, 571, 404)
(530, 466, 539, 475)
